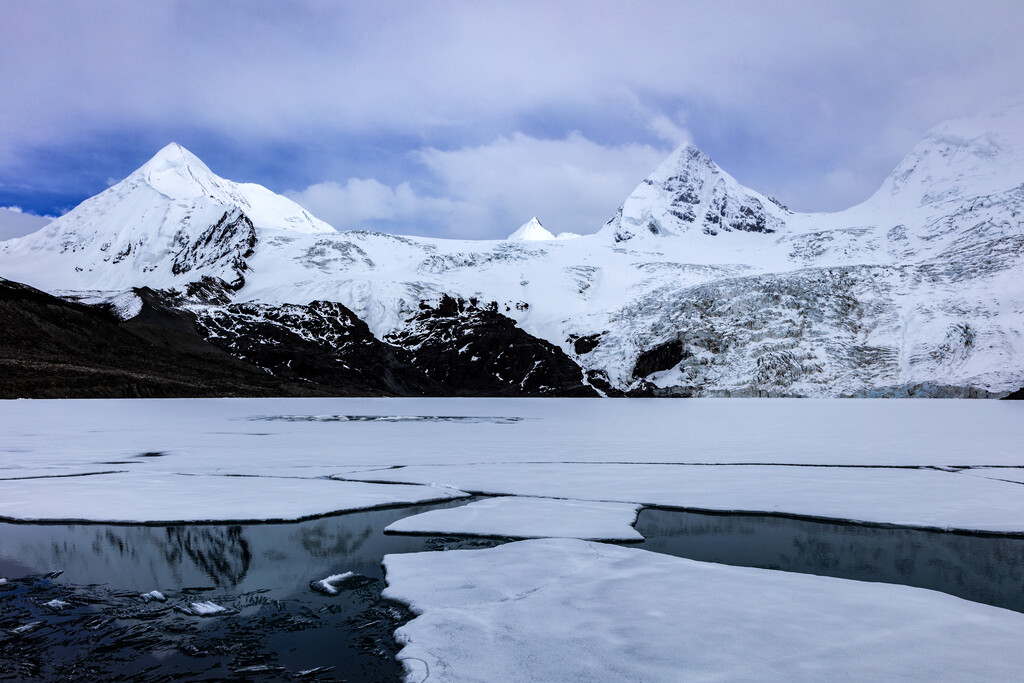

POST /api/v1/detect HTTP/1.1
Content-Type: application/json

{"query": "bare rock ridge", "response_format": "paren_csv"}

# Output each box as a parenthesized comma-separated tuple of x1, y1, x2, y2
(1, 106, 1023, 397)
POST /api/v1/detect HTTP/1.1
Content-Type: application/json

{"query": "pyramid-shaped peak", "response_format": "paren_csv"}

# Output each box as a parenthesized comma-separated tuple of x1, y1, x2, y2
(138, 142, 214, 178)
(508, 217, 556, 241)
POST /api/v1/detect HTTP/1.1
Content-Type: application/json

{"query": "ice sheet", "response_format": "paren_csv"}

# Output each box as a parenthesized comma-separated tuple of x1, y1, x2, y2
(385, 497, 643, 541)
(1, 397, 1022, 528)
(383, 538, 1024, 682)
(0, 472, 467, 523)
(3, 398, 1024, 475)
(345, 463, 1024, 533)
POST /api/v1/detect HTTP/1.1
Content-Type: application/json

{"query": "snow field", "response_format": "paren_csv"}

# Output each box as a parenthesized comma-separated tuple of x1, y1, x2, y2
(383, 538, 1024, 682)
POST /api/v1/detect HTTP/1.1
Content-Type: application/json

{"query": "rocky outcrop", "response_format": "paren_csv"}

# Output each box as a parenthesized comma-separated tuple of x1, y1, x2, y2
(385, 295, 597, 397)
(190, 297, 434, 396)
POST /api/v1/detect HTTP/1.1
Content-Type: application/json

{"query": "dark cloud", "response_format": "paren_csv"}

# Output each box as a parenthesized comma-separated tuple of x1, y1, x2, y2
(1, 0, 1022, 237)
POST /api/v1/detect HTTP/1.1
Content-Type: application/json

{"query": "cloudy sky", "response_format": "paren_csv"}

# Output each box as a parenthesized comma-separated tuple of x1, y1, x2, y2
(1, 0, 1023, 240)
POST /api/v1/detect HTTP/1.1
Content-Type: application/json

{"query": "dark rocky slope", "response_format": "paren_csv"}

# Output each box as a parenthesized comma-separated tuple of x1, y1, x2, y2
(0, 278, 335, 398)
(1, 278, 597, 398)
(385, 295, 598, 397)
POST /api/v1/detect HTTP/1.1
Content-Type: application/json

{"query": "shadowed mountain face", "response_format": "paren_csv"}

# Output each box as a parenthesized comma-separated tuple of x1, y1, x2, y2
(0, 278, 596, 398)
(0, 278, 336, 398)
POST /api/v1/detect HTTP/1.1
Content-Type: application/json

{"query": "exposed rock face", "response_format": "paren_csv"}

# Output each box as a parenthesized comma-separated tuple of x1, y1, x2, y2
(189, 297, 433, 396)
(385, 295, 598, 397)
(633, 339, 687, 379)
(87, 289, 598, 398)
(170, 209, 257, 289)
(0, 278, 333, 398)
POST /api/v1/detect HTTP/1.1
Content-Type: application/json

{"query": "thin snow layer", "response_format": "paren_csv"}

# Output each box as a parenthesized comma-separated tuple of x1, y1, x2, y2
(383, 539, 1024, 683)
(349, 463, 1024, 534)
(0, 472, 466, 523)
(385, 497, 643, 541)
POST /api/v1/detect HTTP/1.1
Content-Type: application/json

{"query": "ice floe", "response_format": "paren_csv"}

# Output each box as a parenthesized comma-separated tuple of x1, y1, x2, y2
(0, 472, 467, 523)
(385, 497, 643, 541)
(383, 538, 1024, 682)
(347, 463, 1024, 533)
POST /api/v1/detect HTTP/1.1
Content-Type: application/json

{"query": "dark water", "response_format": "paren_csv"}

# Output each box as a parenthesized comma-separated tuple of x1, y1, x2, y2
(3, 504, 1023, 680)
(634, 508, 1024, 613)
(0, 500, 498, 682)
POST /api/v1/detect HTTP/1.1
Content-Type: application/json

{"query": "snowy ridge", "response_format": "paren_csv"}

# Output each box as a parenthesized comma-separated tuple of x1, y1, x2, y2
(1, 107, 1023, 396)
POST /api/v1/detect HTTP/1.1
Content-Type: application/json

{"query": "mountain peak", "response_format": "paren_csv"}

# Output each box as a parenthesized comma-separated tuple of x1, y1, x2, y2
(508, 217, 556, 241)
(600, 141, 787, 243)
(133, 142, 218, 197)
(867, 103, 1024, 212)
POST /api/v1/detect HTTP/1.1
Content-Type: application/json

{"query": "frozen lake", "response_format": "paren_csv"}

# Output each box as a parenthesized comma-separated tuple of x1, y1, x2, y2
(2, 398, 1023, 680)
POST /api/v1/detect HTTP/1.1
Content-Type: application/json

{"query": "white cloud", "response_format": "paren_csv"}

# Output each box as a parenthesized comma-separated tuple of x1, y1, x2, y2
(417, 132, 669, 238)
(286, 132, 670, 239)
(285, 178, 479, 234)
(3, 2, 1024, 220)
(647, 113, 692, 147)
(0, 206, 51, 241)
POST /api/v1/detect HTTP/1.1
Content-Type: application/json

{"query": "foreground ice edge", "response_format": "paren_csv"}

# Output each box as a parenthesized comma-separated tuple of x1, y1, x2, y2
(0, 472, 468, 523)
(383, 538, 1024, 683)
(384, 496, 644, 541)
(339, 462, 1024, 535)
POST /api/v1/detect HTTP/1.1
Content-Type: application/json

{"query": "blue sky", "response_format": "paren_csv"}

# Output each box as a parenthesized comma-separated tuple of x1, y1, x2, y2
(2, 0, 1023, 240)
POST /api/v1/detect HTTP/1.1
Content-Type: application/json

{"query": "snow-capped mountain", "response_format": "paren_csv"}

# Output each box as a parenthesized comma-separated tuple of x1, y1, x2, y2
(2, 107, 1023, 397)
(0, 143, 333, 292)
(601, 143, 790, 243)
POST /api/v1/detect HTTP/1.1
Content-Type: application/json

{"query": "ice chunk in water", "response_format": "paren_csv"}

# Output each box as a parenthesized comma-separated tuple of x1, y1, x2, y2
(188, 601, 228, 616)
(310, 572, 357, 595)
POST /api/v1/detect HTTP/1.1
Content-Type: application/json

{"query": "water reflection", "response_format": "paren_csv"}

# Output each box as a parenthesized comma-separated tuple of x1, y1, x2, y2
(0, 499, 481, 682)
(160, 526, 252, 587)
(634, 508, 1024, 613)
(0, 501, 471, 593)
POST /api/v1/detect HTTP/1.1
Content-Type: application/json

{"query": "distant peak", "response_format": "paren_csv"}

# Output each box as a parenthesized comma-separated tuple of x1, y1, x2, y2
(507, 217, 556, 241)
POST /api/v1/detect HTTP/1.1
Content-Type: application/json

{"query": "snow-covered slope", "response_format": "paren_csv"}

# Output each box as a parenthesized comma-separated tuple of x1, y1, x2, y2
(0, 143, 333, 292)
(2, 108, 1023, 397)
